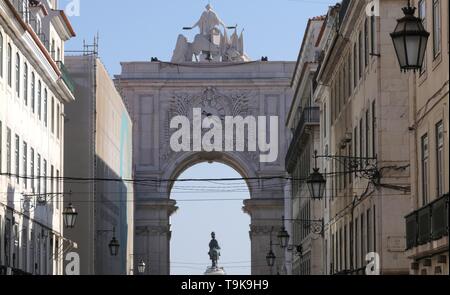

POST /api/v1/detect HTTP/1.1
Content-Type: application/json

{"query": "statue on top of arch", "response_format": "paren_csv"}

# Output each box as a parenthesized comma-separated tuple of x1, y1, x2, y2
(171, 4, 250, 63)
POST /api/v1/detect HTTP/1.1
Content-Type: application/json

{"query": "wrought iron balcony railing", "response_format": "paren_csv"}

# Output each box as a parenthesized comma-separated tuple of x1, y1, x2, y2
(56, 61, 76, 95)
(406, 193, 449, 250)
(286, 107, 320, 172)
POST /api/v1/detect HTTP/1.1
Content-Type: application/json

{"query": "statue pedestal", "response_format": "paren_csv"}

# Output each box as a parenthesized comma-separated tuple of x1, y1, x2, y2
(204, 267, 226, 275)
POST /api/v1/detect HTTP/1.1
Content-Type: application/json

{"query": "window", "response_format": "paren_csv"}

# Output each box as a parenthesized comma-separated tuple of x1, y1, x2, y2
(344, 225, 348, 270)
(421, 135, 429, 206)
(360, 119, 363, 160)
(43, 159, 47, 195)
(331, 233, 335, 273)
(30, 148, 35, 192)
(360, 213, 365, 266)
(348, 54, 352, 96)
(56, 170, 60, 209)
(13, 223, 19, 268)
(16, 53, 20, 96)
(7, 43, 12, 86)
(359, 31, 363, 79)
(6, 128, 11, 175)
(0, 32, 3, 77)
(15, 135, 19, 183)
(23, 141, 27, 188)
(31, 72, 35, 113)
(365, 110, 369, 161)
(354, 217, 359, 267)
(51, 39, 56, 60)
(373, 205, 376, 252)
(30, 230, 35, 274)
(44, 89, 48, 127)
(37, 154, 41, 194)
(353, 43, 358, 88)
(436, 121, 444, 196)
(365, 18, 369, 67)
(57, 104, 60, 139)
(51, 97, 55, 133)
(432, 0, 441, 58)
(323, 103, 327, 139)
(372, 101, 376, 157)
(354, 126, 358, 176)
(24, 62, 28, 105)
(51, 165, 54, 209)
(5, 218, 11, 266)
(367, 208, 372, 252)
(419, 0, 427, 73)
(370, 9, 376, 53)
(22, 227, 28, 272)
(38, 81, 42, 120)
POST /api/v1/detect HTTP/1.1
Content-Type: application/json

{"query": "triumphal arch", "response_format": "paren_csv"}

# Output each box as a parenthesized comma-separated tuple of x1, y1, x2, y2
(116, 5, 295, 275)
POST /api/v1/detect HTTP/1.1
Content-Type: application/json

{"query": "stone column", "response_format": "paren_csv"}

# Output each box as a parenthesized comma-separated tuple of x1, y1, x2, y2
(244, 198, 284, 275)
(135, 199, 177, 275)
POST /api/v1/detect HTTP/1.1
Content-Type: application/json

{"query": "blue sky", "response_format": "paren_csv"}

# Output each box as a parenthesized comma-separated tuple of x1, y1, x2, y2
(62, 0, 335, 275)
(64, 0, 335, 75)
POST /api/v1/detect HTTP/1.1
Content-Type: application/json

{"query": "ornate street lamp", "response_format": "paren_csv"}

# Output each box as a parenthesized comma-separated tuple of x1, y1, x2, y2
(62, 203, 78, 229)
(108, 228, 120, 257)
(307, 151, 326, 200)
(277, 217, 290, 249)
(138, 259, 146, 274)
(266, 249, 276, 268)
(390, 0, 430, 72)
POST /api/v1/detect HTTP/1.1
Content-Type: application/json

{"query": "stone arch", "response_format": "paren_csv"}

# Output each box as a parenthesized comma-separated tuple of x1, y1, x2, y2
(162, 151, 258, 197)
(117, 59, 295, 275)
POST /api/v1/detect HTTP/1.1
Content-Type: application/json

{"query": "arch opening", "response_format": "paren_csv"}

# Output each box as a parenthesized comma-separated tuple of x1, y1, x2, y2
(169, 161, 251, 275)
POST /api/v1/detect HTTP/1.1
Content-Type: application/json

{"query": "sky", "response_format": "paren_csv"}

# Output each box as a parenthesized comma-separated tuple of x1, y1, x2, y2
(63, 0, 336, 76)
(61, 0, 336, 275)
(170, 163, 251, 275)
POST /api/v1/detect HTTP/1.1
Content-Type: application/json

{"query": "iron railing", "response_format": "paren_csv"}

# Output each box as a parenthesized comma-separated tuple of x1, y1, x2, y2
(56, 61, 76, 94)
(286, 107, 320, 172)
(406, 193, 449, 250)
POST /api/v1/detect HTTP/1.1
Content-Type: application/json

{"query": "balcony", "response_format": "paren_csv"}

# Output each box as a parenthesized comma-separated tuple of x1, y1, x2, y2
(286, 107, 320, 172)
(8, 0, 51, 51)
(56, 61, 76, 95)
(406, 194, 449, 250)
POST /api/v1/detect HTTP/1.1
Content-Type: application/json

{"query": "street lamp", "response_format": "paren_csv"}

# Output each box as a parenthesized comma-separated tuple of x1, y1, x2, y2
(307, 151, 326, 200)
(277, 217, 290, 249)
(62, 203, 78, 229)
(390, 0, 429, 72)
(137, 259, 146, 274)
(108, 227, 120, 257)
(266, 249, 276, 268)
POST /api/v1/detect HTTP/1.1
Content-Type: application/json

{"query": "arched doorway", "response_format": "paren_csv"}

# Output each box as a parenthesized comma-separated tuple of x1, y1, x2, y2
(170, 162, 251, 275)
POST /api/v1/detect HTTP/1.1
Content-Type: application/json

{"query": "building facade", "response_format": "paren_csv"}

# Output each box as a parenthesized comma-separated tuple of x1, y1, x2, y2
(405, 0, 449, 276)
(314, 0, 413, 275)
(285, 16, 324, 275)
(0, 0, 75, 275)
(63, 55, 134, 275)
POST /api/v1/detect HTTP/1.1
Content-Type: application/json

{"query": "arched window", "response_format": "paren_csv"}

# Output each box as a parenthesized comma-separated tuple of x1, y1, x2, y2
(7, 43, 12, 86)
(24, 62, 28, 105)
(16, 53, 20, 96)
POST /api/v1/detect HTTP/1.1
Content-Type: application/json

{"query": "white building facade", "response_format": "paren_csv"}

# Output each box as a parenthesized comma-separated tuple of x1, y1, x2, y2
(0, 0, 75, 275)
